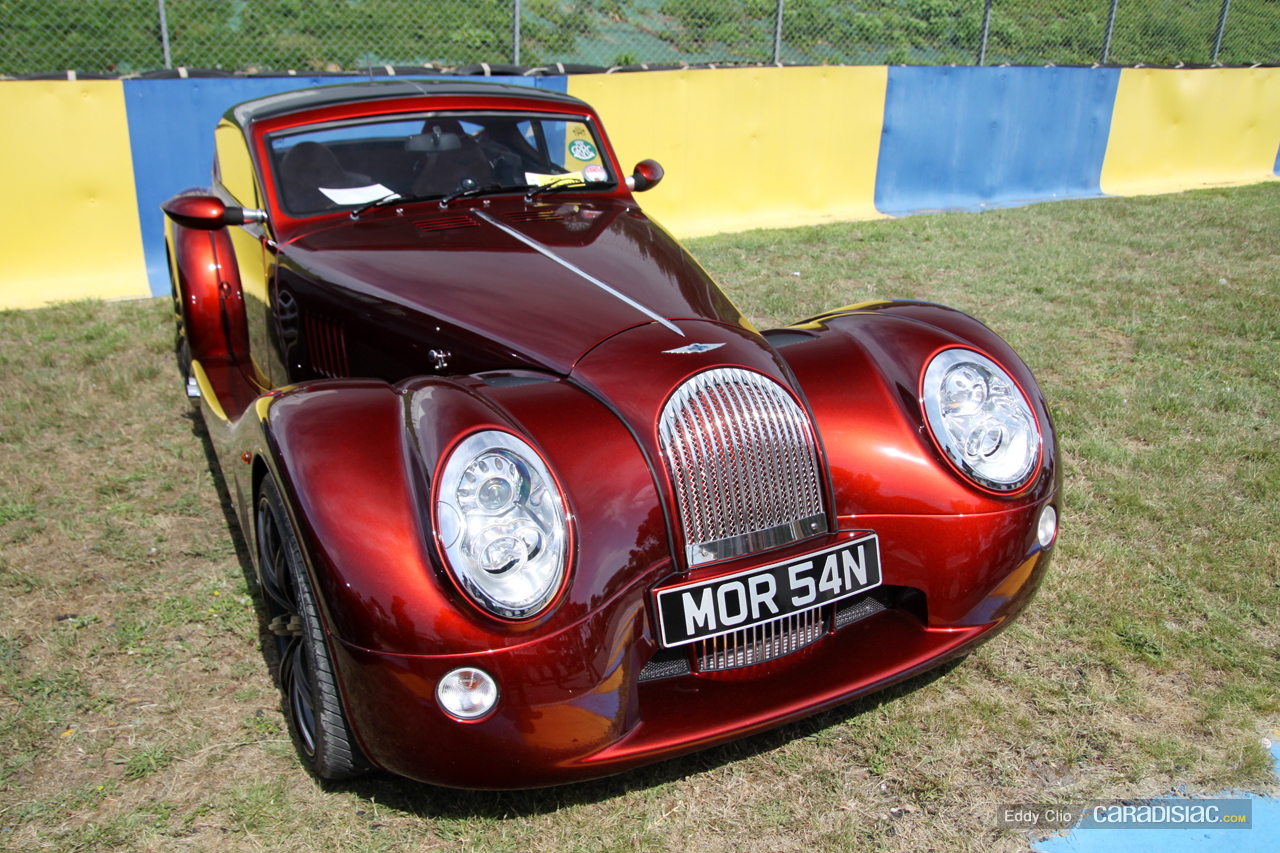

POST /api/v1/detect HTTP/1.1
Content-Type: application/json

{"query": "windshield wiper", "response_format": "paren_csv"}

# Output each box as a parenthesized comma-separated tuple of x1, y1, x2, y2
(524, 178, 616, 202)
(351, 177, 616, 218)
(350, 191, 445, 220)
(439, 182, 517, 207)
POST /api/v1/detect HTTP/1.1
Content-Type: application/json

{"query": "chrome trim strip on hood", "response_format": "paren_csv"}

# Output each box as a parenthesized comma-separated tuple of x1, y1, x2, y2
(474, 209, 684, 337)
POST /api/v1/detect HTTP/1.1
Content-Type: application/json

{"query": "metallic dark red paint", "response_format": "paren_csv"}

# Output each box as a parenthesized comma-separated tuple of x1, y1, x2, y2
(163, 81, 1061, 789)
(274, 200, 747, 377)
(168, 213, 247, 367)
(161, 194, 231, 231)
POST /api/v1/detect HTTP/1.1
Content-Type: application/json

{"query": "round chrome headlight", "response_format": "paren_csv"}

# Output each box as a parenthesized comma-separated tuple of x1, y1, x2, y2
(436, 431, 568, 618)
(922, 348, 1041, 491)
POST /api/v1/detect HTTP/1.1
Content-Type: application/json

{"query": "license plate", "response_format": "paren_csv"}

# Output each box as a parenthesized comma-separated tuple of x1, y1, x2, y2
(654, 533, 882, 647)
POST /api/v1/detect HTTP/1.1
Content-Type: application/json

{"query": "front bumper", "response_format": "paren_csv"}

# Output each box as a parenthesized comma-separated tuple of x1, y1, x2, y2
(331, 512, 1054, 789)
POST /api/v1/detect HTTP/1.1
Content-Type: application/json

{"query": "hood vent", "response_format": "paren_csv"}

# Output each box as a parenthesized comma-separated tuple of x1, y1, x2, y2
(413, 215, 478, 233)
(503, 208, 564, 223)
(658, 368, 827, 566)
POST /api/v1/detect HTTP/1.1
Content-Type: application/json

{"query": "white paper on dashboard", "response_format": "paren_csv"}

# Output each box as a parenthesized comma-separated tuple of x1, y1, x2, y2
(525, 171, 583, 187)
(318, 184, 396, 205)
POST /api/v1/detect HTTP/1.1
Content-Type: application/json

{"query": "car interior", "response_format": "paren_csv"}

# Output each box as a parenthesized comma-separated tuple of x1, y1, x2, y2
(269, 114, 599, 214)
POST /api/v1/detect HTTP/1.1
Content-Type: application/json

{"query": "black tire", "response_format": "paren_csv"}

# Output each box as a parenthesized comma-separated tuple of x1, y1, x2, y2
(257, 476, 369, 779)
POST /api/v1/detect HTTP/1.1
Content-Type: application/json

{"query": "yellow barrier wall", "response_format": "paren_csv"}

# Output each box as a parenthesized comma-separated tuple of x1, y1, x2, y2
(5, 68, 1279, 309)
(0, 82, 148, 309)
(570, 66, 888, 238)
(1101, 68, 1280, 196)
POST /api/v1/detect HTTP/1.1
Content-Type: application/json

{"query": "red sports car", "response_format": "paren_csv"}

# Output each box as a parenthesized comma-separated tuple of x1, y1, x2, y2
(162, 80, 1060, 788)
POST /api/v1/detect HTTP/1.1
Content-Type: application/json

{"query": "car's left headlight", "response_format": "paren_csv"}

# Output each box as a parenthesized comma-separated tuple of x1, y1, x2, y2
(435, 430, 569, 618)
(922, 348, 1041, 492)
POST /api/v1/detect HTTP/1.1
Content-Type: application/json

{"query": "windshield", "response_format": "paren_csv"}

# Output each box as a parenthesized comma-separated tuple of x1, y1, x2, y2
(265, 112, 614, 216)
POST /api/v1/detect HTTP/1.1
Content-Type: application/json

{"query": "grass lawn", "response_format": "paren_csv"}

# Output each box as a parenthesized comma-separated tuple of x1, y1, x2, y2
(1, 183, 1277, 852)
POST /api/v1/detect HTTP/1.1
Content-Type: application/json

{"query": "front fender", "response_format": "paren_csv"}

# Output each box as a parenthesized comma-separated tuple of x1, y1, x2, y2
(254, 374, 669, 658)
(774, 301, 1061, 627)
(778, 301, 1059, 517)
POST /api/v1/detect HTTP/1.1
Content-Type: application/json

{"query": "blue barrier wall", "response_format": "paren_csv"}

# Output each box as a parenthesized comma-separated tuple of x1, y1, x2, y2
(123, 75, 565, 297)
(874, 66, 1121, 215)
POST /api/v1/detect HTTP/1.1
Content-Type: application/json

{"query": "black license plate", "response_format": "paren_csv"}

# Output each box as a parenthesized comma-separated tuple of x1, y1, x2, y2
(654, 533, 882, 647)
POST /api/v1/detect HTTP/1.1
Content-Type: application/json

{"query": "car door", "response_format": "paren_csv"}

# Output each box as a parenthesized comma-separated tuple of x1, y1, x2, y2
(213, 120, 288, 390)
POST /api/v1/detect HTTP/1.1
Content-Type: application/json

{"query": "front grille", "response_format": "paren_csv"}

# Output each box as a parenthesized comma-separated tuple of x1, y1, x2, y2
(638, 647, 692, 682)
(638, 592, 904, 683)
(695, 606, 826, 672)
(835, 594, 886, 629)
(658, 368, 827, 565)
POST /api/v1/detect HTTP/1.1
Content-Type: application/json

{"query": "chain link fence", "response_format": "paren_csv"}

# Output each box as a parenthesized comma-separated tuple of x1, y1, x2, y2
(2, 1, 1278, 77)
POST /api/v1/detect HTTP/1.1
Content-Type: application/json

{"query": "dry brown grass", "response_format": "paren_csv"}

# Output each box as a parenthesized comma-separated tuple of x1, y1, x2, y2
(1, 184, 1278, 852)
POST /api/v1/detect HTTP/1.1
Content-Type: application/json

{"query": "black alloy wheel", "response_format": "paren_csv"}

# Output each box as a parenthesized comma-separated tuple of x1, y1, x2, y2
(256, 476, 368, 779)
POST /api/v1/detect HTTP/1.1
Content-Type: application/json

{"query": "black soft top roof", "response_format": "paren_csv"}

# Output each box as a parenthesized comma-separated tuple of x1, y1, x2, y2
(225, 79, 588, 127)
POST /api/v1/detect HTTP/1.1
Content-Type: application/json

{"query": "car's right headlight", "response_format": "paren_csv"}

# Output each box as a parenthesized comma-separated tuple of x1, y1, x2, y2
(434, 430, 569, 619)
(921, 348, 1041, 492)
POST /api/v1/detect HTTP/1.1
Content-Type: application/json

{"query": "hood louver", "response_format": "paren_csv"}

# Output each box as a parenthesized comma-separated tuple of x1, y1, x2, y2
(413, 215, 478, 233)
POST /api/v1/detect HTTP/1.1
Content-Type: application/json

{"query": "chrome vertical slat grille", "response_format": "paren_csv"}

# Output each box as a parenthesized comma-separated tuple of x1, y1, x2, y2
(695, 606, 826, 672)
(658, 368, 827, 565)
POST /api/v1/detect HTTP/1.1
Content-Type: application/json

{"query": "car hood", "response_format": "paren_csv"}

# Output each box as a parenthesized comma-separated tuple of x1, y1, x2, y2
(277, 198, 750, 375)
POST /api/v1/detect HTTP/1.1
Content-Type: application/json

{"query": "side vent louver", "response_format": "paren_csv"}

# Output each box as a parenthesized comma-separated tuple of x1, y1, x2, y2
(303, 312, 349, 379)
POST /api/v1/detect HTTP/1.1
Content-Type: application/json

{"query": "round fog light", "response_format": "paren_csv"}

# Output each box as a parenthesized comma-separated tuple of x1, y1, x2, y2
(1037, 505, 1058, 549)
(436, 667, 498, 720)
